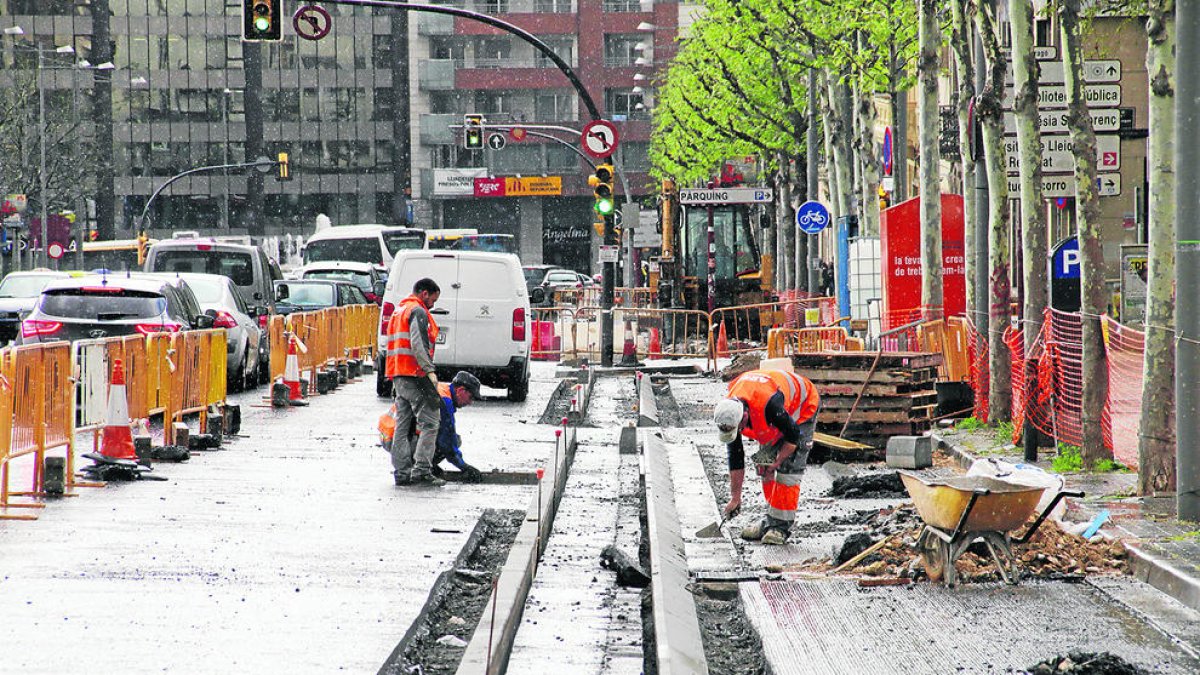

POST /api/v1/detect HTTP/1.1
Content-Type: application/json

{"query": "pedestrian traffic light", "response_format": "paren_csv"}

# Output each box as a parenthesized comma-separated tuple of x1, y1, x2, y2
(589, 163, 615, 216)
(277, 152, 292, 181)
(242, 0, 281, 41)
(463, 114, 484, 150)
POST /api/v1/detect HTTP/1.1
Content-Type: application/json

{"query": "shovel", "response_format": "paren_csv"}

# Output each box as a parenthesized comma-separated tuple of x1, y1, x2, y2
(695, 504, 739, 539)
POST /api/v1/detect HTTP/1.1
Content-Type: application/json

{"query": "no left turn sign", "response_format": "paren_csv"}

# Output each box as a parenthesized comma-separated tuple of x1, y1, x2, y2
(293, 5, 332, 41)
(581, 120, 619, 159)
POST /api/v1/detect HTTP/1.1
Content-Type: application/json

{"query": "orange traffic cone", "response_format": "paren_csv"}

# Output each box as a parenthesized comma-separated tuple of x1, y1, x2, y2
(283, 336, 308, 406)
(648, 327, 662, 360)
(716, 321, 730, 358)
(98, 359, 137, 461)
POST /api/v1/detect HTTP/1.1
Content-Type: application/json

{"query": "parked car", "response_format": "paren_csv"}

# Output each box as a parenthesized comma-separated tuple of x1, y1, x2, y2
(172, 272, 266, 392)
(18, 274, 215, 344)
(540, 268, 591, 293)
(0, 270, 78, 344)
(378, 251, 544, 401)
(294, 261, 385, 304)
(273, 279, 371, 315)
(143, 239, 282, 316)
(302, 225, 427, 268)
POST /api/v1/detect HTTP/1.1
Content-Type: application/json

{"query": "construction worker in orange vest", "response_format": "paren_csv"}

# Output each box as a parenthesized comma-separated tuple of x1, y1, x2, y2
(378, 371, 484, 482)
(384, 277, 444, 486)
(713, 368, 820, 545)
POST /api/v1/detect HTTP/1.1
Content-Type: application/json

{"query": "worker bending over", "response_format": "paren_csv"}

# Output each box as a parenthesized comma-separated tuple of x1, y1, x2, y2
(712, 368, 820, 545)
(379, 371, 484, 483)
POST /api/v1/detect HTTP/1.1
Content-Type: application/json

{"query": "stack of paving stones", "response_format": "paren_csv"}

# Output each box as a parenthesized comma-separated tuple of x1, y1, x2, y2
(791, 351, 942, 448)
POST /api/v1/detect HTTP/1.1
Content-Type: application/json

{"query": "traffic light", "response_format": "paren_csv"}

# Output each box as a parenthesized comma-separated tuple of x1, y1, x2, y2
(463, 114, 484, 150)
(877, 185, 889, 211)
(589, 163, 615, 216)
(242, 0, 281, 41)
(277, 152, 292, 181)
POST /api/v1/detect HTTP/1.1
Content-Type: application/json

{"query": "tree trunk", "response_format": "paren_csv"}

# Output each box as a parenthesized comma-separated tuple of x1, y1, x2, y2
(775, 159, 792, 293)
(1139, 0, 1176, 492)
(1060, 0, 1113, 465)
(781, 161, 795, 291)
(949, 0, 977, 325)
(794, 148, 809, 292)
(976, 0, 1012, 423)
(825, 71, 854, 221)
(918, 0, 944, 317)
(1010, 0, 1049, 428)
(856, 84, 881, 238)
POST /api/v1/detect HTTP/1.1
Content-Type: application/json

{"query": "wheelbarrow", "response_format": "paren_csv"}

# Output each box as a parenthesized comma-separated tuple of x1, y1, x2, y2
(899, 472, 1084, 586)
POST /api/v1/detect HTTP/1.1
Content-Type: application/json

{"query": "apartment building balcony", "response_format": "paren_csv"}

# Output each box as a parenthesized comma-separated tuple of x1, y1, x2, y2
(419, 113, 459, 145)
(418, 60, 456, 90)
(418, 13, 455, 36)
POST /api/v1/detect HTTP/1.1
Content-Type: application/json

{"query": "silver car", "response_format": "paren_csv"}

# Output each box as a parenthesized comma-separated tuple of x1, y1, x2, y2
(175, 273, 265, 393)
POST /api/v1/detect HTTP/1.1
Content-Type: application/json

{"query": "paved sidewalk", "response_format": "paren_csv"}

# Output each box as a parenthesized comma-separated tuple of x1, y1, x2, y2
(934, 427, 1200, 612)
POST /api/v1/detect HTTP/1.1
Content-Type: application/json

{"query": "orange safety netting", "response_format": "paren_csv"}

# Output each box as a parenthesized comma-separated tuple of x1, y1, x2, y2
(882, 306, 944, 352)
(1101, 316, 1145, 469)
(1005, 325, 1025, 445)
(965, 317, 989, 423)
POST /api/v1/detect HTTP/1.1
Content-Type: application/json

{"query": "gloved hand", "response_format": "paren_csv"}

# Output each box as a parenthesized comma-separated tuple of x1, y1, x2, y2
(462, 464, 483, 483)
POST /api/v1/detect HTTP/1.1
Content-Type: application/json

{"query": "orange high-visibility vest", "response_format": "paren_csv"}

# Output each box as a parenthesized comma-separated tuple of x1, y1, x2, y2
(385, 294, 439, 378)
(727, 369, 819, 446)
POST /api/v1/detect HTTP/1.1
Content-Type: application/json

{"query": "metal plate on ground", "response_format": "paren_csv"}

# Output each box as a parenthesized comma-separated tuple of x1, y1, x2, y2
(741, 578, 1200, 674)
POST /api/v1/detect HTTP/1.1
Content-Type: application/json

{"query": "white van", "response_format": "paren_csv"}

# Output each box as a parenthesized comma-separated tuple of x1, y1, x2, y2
(303, 224, 427, 268)
(377, 251, 545, 401)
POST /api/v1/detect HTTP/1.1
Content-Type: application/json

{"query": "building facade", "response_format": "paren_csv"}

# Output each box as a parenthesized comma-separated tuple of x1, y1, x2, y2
(0, 0, 679, 273)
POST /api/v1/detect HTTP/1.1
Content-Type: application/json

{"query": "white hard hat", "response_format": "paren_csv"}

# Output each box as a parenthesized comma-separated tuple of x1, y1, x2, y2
(713, 398, 744, 444)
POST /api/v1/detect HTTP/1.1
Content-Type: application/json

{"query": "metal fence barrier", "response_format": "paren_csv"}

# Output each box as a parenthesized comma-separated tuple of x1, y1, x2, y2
(269, 305, 381, 391)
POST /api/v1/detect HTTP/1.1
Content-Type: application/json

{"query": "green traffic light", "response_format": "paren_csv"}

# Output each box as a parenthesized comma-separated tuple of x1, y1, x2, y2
(254, 16, 271, 32)
(595, 198, 615, 215)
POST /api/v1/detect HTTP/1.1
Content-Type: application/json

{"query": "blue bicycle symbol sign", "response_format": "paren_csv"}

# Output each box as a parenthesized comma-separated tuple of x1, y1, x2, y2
(795, 200, 831, 234)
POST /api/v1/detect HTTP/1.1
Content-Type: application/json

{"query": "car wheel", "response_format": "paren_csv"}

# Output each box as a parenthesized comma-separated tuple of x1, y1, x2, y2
(376, 367, 392, 398)
(228, 353, 247, 394)
(243, 348, 257, 392)
(257, 344, 271, 385)
(507, 376, 529, 403)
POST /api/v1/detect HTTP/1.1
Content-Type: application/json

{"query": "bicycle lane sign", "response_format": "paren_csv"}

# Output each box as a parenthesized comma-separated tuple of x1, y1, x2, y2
(796, 200, 831, 234)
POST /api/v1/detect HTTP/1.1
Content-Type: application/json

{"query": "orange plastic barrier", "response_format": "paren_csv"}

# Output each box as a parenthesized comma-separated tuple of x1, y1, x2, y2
(708, 297, 839, 366)
(268, 306, 381, 391)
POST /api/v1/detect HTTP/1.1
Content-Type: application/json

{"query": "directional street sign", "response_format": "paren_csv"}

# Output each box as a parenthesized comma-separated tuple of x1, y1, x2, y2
(795, 200, 831, 234)
(581, 119, 619, 159)
(1084, 60, 1121, 83)
(1003, 84, 1121, 110)
(1004, 59, 1121, 86)
(1003, 108, 1121, 135)
(487, 132, 506, 150)
(1005, 173, 1122, 198)
(1004, 134, 1120, 175)
(678, 187, 774, 205)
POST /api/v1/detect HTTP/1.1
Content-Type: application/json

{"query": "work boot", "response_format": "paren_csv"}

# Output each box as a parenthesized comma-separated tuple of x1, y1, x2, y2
(394, 474, 411, 486)
(411, 473, 446, 487)
(762, 529, 789, 546)
(741, 521, 767, 541)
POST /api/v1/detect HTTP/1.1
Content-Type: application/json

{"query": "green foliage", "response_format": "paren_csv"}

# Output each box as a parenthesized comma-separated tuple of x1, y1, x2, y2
(1052, 444, 1084, 473)
(955, 416, 985, 431)
(994, 421, 1015, 445)
(1093, 458, 1132, 473)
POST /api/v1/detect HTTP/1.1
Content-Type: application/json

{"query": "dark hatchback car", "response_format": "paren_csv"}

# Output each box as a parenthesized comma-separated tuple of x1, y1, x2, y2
(18, 274, 215, 344)
(273, 279, 371, 316)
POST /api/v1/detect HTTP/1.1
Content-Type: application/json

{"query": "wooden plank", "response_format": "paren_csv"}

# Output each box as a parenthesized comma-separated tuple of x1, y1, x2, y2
(818, 395, 939, 412)
(792, 352, 944, 371)
(812, 432, 873, 451)
(803, 368, 938, 385)
(817, 410, 929, 424)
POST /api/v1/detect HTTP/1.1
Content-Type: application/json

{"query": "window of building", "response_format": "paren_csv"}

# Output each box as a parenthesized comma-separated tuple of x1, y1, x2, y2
(429, 91, 460, 114)
(475, 90, 512, 115)
(603, 0, 642, 12)
(1035, 18, 1055, 47)
(545, 144, 579, 172)
(479, 0, 510, 14)
(535, 92, 577, 122)
(474, 36, 512, 67)
(535, 36, 575, 68)
(265, 89, 299, 122)
(373, 88, 395, 120)
(620, 141, 651, 173)
(492, 145, 541, 174)
(430, 37, 467, 63)
(605, 88, 645, 120)
(604, 34, 642, 67)
(534, 0, 574, 12)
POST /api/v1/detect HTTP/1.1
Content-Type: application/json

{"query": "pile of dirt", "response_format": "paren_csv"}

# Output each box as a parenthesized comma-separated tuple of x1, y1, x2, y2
(1027, 652, 1149, 674)
(827, 472, 907, 499)
(828, 506, 1129, 582)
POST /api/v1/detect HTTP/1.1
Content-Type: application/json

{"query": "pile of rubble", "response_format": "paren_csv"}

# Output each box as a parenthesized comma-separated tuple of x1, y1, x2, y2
(806, 505, 1129, 582)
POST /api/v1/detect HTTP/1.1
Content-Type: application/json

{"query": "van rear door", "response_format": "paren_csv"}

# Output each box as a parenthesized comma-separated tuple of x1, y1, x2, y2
(455, 256, 525, 368)
(391, 253, 459, 366)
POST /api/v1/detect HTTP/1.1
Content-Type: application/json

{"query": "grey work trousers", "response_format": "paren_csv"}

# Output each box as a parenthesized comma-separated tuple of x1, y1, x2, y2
(390, 375, 441, 479)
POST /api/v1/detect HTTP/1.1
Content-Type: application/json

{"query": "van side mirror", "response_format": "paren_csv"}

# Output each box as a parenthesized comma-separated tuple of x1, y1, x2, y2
(531, 288, 546, 304)
(276, 284, 289, 301)
(195, 314, 215, 329)
(373, 280, 387, 298)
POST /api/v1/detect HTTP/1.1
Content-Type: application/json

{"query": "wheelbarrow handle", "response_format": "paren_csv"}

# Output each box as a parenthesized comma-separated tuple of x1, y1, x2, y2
(1014, 489, 1085, 544)
(950, 488, 991, 540)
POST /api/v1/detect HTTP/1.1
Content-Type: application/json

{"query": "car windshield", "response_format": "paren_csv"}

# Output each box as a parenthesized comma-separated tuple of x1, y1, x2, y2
(305, 270, 371, 292)
(523, 268, 551, 285)
(283, 284, 335, 307)
(383, 232, 425, 254)
(0, 274, 58, 298)
(304, 238, 381, 265)
(40, 289, 166, 320)
(153, 250, 256, 286)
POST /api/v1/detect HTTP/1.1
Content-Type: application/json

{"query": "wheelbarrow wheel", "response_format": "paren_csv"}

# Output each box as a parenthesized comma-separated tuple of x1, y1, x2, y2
(921, 536, 949, 583)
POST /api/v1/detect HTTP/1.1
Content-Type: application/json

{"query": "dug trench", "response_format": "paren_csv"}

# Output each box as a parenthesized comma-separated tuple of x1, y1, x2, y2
(378, 509, 524, 675)
(649, 377, 772, 675)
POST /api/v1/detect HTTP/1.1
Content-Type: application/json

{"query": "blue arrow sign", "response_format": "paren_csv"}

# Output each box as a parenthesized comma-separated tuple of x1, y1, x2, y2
(795, 200, 831, 234)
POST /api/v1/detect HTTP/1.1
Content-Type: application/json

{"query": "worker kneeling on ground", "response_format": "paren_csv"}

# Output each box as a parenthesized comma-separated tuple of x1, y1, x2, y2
(379, 371, 484, 483)
(713, 368, 820, 546)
